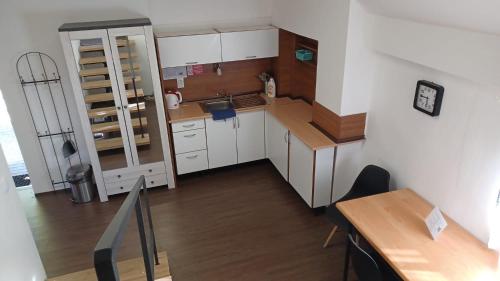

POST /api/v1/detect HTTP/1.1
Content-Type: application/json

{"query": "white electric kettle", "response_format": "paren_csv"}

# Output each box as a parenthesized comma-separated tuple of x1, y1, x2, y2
(165, 91, 183, 109)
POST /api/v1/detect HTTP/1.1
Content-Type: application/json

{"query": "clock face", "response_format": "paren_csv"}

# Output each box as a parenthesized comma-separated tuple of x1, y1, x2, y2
(416, 85, 437, 113)
(413, 80, 444, 117)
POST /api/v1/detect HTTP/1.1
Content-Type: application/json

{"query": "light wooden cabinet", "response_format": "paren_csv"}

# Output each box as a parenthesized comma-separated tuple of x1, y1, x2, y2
(59, 19, 175, 201)
(265, 111, 289, 180)
(220, 27, 279, 62)
(288, 134, 335, 208)
(157, 32, 222, 68)
(236, 110, 265, 163)
(205, 117, 238, 169)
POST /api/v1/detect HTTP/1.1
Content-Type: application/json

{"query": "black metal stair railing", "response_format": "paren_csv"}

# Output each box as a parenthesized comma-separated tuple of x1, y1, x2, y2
(94, 175, 159, 281)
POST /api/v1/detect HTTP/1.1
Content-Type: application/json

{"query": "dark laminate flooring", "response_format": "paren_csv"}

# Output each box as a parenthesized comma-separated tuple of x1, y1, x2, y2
(19, 161, 354, 280)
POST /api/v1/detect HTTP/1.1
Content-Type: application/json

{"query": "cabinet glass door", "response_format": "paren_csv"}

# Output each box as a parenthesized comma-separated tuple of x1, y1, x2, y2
(69, 30, 132, 171)
(108, 27, 165, 166)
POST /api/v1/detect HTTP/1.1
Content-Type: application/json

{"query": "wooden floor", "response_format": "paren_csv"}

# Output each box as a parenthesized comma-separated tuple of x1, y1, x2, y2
(19, 161, 354, 281)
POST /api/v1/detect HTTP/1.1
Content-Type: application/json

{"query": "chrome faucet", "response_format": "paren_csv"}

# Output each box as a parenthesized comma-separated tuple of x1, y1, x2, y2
(217, 90, 232, 103)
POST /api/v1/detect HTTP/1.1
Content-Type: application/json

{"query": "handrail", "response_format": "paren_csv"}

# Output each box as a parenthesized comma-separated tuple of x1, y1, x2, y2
(94, 175, 159, 281)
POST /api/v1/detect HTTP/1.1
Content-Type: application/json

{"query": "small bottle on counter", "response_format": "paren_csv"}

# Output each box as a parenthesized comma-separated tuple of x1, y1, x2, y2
(266, 77, 276, 98)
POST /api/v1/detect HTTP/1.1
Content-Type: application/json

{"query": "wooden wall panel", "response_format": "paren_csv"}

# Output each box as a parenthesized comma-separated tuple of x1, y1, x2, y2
(163, 59, 273, 102)
(274, 29, 317, 104)
(274, 29, 294, 96)
(312, 101, 366, 143)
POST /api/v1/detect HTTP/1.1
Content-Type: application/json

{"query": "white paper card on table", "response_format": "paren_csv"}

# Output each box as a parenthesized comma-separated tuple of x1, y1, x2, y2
(425, 207, 448, 240)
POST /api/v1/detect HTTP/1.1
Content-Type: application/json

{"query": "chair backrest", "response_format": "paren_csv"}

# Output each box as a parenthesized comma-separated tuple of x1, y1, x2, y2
(349, 234, 383, 281)
(351, 165, 390, 197)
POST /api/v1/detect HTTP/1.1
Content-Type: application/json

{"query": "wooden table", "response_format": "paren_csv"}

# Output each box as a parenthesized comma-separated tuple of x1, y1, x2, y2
(337, 189, 499, 281)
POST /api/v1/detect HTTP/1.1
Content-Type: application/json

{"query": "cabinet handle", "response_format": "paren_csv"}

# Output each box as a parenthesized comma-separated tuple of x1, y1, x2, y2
(116, 106, 121, 110)
(232, 118, 236, 129)
(183, 134, 196, 138)
(186, 61, 198, 65)
(182, 123, 195, 128)
(237, 117, 240, 128)
(150, 181, 155, 184)
(117, 175, 121, 178)
(120, 186, 124, 190)
(186, 155, 198, 159)
(245, 55, 257, 59)
(284, 132, 289, 144)
(123, 105, 128, 109)
(148, 169, 153, 173)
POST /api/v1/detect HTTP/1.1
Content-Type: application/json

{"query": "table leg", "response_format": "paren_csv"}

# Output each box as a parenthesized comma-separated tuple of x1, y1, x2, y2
(343, 225, 353, 281)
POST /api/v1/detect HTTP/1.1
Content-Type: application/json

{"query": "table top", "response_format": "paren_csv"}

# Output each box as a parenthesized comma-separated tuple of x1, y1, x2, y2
(337, 189, 499, 281)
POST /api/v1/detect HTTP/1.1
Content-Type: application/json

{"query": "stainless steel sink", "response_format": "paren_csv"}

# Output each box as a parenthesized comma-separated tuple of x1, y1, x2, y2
(200, 93, 266, 113)
(200, 100, 234, 113)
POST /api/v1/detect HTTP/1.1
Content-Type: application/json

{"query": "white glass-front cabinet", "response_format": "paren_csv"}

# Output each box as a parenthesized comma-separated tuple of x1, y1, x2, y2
(59, 20, 175, 201)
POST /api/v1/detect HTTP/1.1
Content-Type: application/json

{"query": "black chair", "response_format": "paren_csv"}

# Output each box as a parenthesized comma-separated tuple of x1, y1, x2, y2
(348, 234, 402, 281)
(323, 165, 390, 248)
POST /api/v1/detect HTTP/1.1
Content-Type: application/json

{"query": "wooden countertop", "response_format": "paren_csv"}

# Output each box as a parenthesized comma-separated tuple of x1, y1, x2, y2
(337, 189, 500, 281)
(266, 99, 336, 150)
(167, 96, 336, 150)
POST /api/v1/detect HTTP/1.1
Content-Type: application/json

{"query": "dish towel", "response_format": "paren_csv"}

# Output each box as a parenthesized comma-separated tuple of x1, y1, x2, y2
(210, 107, 236, 121)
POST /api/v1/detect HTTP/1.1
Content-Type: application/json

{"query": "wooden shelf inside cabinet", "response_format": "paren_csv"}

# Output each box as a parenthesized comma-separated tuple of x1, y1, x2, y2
(87, 102, 145, 118)
(296, 42, 317, 53)
(91, 117, 147, 133)
(81, 76, 142, 90)
(95, 133, 150, 152)
(79, 52, 137, 65)
(84, 89, 145, 103)
(79, 63, 140, 77)
(79, 40, 135, 52)
(297, 59, 317, 68)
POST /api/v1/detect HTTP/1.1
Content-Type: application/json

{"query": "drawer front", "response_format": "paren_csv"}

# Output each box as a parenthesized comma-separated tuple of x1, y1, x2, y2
(106, 173, 168, 196)
(171, 119, 205, 132)
(176, 150, 208, 175)
(103, 162, 166, 183)
(173, 129, 207, 154)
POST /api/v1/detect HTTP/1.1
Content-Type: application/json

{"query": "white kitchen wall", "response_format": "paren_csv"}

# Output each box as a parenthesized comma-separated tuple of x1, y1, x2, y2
(0, 143, 46, 280)
(271, 0, 350, 114)
(150, 0, 272, 28)
(333, 9, 500, 244)
(0, 0, 271, 194)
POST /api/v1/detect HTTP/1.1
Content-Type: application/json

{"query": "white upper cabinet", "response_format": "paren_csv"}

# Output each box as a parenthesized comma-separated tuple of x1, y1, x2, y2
(219, 27, 279, 62)
(236, 110, 265, 163)
(157, 31, 222, 68)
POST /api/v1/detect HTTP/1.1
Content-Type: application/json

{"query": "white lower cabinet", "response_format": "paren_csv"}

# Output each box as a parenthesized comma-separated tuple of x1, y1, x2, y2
(176, 150, 209, 175)
(236, 110, 265, 163)
(265, 111, 289, 180)
(289, 134, 335, 208)
(205, 117, 238, 169)
(288, 134, 314, 206)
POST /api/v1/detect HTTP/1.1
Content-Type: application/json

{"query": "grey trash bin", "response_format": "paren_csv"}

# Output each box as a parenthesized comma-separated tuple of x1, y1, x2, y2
(66, 164, 95, 203)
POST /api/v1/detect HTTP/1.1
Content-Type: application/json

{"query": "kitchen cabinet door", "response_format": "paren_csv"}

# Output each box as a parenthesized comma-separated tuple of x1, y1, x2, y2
(265, 112, 289, 180)
(220, 28, 278, 62)
(157, 33, 222, 68)
(236, 110, 265, 163)
(288, 134, 314, 207)
(205, 117, 237, 169)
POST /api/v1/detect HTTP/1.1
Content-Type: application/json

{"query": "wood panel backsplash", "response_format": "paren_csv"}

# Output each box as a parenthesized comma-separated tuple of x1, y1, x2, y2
(274, 29, 317, 104)
(163, 58, 274, 102)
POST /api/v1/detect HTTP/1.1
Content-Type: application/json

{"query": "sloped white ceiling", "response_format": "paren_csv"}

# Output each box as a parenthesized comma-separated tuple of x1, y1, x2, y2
(358, 0, 500, 35)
